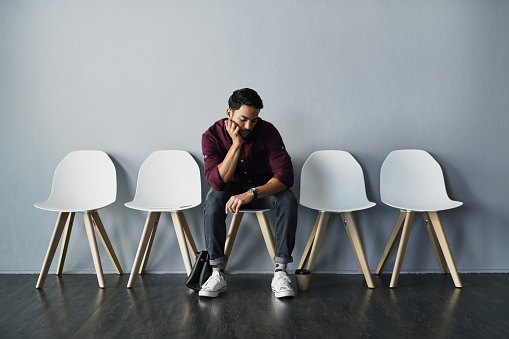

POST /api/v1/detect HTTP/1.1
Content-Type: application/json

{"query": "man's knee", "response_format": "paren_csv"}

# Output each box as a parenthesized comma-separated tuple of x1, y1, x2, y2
(273, 189, 298, 210)
(204, 189, 228, 211)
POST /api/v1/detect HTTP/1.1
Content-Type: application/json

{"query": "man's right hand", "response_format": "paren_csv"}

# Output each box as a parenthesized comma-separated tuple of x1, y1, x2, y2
(225, 120, 244, 146)
(217, 120, 243, 183)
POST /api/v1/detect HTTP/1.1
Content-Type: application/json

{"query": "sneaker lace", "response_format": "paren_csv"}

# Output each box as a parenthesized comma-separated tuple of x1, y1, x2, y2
(275, 274, 291, 290)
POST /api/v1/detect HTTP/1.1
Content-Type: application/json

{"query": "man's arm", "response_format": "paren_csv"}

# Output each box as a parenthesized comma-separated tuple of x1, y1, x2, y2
(203, 120, 245, 190)
(225, 178, 287, 214)
(217, 120, 244, 183)
(223, 120, 293, 214)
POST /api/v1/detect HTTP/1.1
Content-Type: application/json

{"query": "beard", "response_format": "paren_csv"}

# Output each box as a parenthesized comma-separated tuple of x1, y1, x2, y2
(240, 129, 251, 139)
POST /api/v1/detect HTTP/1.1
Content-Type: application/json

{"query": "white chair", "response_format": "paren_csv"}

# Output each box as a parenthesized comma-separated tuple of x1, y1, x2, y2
(223, 209, 276, 270)
(375, 149, 463, 288)
(297, 150, 375, 289)
(126, 150, 201, 288)
(35, 150, 123, 289)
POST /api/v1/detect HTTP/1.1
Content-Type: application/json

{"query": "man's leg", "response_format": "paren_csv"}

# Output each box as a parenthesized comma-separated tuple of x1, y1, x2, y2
(266, 188, 298, 298)
(203, 188, 229, 266)
(201, 185, 242, 297)
(269, 188, 298, 265)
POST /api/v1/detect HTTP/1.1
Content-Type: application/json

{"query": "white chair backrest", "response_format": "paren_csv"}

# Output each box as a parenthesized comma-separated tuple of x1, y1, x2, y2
(380, 149, 462, 211)
(130, 150, 201, 209)
(37, 150, 116, 211)
(300, 150, 375, 212)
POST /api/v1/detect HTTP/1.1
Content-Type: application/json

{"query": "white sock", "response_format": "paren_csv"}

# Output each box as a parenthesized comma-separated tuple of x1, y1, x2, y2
(274, 263, 287, 273)
(212, 264, 224, 274)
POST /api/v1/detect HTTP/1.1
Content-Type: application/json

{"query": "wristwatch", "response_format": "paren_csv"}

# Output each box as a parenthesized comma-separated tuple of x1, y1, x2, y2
(248, 187, 258, 200)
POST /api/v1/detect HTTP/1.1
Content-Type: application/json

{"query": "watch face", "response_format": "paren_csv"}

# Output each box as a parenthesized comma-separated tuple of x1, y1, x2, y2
(249, 188, 257, 199)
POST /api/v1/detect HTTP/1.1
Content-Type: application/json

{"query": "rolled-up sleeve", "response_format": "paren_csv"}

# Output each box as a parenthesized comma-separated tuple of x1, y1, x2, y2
(264, 126, 294, 188)
(202, 132, 227, 191)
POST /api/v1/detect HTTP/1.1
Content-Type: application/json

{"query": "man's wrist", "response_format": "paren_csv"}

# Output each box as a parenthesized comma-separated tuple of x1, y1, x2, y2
(248, 187, 258, 200)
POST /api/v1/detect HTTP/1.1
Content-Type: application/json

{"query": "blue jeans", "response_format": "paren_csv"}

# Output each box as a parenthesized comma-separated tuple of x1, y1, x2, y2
(203, 184, 298, 266)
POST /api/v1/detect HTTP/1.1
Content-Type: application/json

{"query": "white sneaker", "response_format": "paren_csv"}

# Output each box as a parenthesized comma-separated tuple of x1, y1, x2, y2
(199, 271, 227, 298)
(271, 271, 295, 298)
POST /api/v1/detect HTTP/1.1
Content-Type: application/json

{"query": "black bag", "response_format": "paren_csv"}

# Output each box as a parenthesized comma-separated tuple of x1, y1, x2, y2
(185, 251, 212, 291)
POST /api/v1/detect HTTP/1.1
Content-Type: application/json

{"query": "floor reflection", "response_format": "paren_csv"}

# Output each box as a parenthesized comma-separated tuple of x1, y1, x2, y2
(385, 274, 462, 334)
(31, 273, 468, 337)
(35, 275, 109, 336)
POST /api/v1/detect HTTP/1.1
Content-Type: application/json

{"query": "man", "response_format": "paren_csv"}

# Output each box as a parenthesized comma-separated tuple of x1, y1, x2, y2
(200, 88, 298, 298)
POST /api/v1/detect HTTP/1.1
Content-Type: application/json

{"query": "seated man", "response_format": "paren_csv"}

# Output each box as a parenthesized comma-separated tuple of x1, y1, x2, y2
(200, 88, 298, 298)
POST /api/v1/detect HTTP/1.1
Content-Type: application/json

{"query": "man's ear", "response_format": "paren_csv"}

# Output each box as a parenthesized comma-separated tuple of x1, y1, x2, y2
(226, 108, 233, 120)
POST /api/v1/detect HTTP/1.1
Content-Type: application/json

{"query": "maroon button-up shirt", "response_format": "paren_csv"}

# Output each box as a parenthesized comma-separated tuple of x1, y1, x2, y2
(202, 118, 294, 191)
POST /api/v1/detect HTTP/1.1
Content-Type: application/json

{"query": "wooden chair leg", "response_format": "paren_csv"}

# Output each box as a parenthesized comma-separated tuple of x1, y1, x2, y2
(304, 211, 331, 274)
(298, 214, 320, 270)
(83, 212, 105, 288)
(91, 211, 123, 275)
(223, 212, 244, 270)
(422, 212, 447, 274)
(390, 211, 415, 288)
(341, 212, 374, 288)
(427, 212, 462, 288)
(139, 214, 159, 275)
(180, 213, 198, 261)
(127, 212, 159, 288)
(36, 212, 69, 289)
(256, 212, 276, 269)
(376, 212, 406, 274)
(57, 212, 75, 275)
(341, 214, 363, 273)
(170, 211, 193, 275)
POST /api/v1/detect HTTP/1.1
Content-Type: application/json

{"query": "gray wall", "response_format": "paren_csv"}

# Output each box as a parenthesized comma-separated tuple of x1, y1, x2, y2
(1, 0, 508, 274)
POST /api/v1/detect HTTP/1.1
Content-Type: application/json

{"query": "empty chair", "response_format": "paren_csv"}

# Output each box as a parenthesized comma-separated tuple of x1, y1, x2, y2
(376, 149, 463, 288)
(223, 208, 276, 270)
(35, 150, 123, 289)
(297, 150, 375, 289)
(126, 150, 201, 288)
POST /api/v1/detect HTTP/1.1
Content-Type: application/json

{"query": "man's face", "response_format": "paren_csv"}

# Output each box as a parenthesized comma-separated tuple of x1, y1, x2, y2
(227, 104, 260, 139)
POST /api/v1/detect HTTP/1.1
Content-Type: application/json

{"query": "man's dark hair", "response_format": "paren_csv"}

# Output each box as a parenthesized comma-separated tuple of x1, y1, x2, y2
(228, 88, 264, 111)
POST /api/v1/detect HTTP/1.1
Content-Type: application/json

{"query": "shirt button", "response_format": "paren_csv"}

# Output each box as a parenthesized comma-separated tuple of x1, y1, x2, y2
(244, 172, 247, 174)
(240, 160, 244, 162)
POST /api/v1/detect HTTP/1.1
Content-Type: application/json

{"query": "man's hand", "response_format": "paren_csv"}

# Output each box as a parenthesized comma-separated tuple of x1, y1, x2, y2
(225, 191, 255, 215)
(224, 120, 244, 146)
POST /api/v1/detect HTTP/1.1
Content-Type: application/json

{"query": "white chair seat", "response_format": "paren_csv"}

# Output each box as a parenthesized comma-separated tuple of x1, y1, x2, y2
(301, 202, 376, 213)
(238, 208, 271, 213)
(384, 200, 462, 212)
(124, 201, 201, 212)
(35, 201, 114, 213)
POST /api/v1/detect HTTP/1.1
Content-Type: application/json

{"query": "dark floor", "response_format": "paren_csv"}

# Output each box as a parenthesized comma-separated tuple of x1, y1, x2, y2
(0, 273, 508, 338)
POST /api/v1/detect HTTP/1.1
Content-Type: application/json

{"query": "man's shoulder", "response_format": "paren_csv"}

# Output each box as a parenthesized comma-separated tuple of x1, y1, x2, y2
(256, 119, 281, 137)
(203, 119, 224, 138)
(256, 118, 277, 131)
